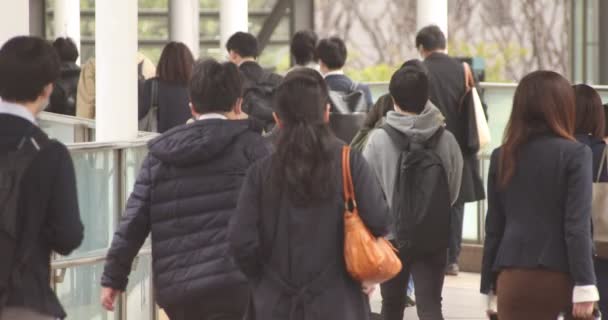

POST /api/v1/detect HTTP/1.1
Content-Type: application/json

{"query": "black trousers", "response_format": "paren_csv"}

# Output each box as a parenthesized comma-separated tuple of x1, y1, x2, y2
(380, 244, 447, 320)
(164, 285, 249, 320)
(447, 202, 465, 265)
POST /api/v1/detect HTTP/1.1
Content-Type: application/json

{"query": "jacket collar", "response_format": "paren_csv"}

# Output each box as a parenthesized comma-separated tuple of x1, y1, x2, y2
(0, 100, 37, 125)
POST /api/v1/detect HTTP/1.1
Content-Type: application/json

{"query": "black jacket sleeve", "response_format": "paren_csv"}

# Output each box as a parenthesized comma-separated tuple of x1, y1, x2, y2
(101, 155, 154, 290)
(564, 145, 596, 286)
(44, 143, 84, 255)
(480, 149, 505, 294)
(350, 150, 391, 237)
(228, 163, 264, 280)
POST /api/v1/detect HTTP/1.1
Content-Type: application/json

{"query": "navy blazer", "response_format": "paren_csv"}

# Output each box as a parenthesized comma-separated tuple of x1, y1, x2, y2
(325, 74, 374, 110)
(481, 134, 596, 294)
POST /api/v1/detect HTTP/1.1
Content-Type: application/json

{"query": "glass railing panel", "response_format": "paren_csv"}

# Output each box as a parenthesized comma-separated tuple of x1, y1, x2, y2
(126, 253, 153, 320)
(55, 262, 118, 320)
(123, 145, 150, 196)
(69, 149, 118, 256)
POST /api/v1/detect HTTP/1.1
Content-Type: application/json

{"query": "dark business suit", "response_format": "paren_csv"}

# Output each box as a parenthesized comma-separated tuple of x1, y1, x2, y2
(424, 52, 485, 266)
(325, 74, 373, 111)
(481, 133, 596, 317)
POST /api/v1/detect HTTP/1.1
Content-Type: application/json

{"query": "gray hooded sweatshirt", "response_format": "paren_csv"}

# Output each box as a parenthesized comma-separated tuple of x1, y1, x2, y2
(363, 102, 463, 219)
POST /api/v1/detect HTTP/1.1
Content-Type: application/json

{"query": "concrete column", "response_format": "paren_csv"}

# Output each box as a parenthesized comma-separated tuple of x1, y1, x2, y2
(417, 0, 448, 41)
(220, 0, 248, 52)
(0, 0, 29, 46)
(54, 0, 81, 61)
(169, 0, 200, 58)
(95, 0, 138, 142)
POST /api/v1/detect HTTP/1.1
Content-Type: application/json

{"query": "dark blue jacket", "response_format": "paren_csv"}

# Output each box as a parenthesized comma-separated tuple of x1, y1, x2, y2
(325, 74, 373, 110)
(101, 119, 271, 307)
(481, 134, 596, 294)
(229, 140, 391, 320)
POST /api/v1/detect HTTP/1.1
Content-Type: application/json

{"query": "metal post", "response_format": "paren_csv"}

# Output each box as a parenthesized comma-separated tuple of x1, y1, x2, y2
(0, 0, 29, 46)
(220, 0, 249, 52)
(416, 0, 448, 42)
(169, 0, 200, 58)
(257, 0, 291, 54)
(29, 0, 45, 38)
(599, 0, 608, 84)
(54, 0, 81, 63)
(95, 0, 138, 142)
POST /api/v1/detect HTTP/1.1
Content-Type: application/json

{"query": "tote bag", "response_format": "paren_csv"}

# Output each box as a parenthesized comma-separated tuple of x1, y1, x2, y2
(342, 146, 402, 283)
(593, 146, 608, 258)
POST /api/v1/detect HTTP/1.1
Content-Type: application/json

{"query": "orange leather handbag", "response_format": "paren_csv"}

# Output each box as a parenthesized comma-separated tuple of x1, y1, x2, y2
(342, 146, 402, 283)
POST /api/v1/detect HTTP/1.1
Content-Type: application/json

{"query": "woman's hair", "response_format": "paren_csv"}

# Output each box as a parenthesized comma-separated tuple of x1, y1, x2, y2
(573, 84, 605, 139)
(156, 42, 194, 85)
(498, 71, 575, 188)
(271, 69, 336, 206)
(189, 58, 242, 114)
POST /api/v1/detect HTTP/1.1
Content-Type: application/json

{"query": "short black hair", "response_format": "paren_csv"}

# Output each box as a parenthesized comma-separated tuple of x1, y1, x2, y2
(291, 30, 318, 66)
(316, 37, 347, 70)
(52, 37, 79, 62)
(415, 25, 447, 51)
(0, 36, 60, 102)
(226, 32, 258, 58)
(389, 66, 429, 114)
(189, 59, 242, 114)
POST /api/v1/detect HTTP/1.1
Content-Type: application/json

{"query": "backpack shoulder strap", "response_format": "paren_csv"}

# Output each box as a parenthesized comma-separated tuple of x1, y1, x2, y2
(381, 124, 410, 151)
(425, 126, 445, 149)
(350, 81, 359, 93)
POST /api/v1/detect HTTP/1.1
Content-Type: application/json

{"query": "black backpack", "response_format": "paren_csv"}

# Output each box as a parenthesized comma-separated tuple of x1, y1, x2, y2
(242, 71, 282, 131)
(0, 128, 50, 308)
(48, 72, 79, 116)
(329, 82, 368, 114)
(382, 125, 451, 257)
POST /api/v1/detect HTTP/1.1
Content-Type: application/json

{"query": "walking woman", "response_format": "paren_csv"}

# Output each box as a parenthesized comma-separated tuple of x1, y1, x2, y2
(480, 71, 599, 319)
(573, 84, 608, 316)
(139, 41, 194, 133)
(229, 69, 391, 320)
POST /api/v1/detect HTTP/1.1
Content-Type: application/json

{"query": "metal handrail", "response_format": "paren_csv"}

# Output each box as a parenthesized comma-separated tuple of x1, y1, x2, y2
(51, 247, 152, 270)
(66, 135, 156, 151)
(39, 111, 96, 128)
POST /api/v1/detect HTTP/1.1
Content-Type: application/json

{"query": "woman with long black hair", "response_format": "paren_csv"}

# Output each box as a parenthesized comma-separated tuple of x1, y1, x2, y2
(481, 71, 599, 319)
(229, 69, 391, 320)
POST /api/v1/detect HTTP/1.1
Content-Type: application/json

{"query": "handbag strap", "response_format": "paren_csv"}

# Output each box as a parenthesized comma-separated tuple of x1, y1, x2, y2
(597, 146, 608, 182)
(151, 79, 159, 110)
(342, 146, 357, 212)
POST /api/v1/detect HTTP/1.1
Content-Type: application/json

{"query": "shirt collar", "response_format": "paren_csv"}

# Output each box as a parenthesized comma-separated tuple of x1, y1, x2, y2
(197, 113, 228, 121)
(0, 100, 37, 125)
(324, 69, 345, 78)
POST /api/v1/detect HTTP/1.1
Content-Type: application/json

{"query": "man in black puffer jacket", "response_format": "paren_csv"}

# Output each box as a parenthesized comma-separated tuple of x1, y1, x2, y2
(100, 59, 271, 320)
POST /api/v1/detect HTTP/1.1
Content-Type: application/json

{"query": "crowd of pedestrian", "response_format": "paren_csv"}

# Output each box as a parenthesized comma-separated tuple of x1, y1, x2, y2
(0, 22, 606, 320)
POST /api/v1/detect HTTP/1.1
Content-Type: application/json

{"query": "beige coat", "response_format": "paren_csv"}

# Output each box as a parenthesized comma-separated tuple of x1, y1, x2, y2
(76, 53, 156, 119)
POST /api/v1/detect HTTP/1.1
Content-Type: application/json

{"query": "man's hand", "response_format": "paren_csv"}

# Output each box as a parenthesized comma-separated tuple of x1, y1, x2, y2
(101, 287, 121, 311)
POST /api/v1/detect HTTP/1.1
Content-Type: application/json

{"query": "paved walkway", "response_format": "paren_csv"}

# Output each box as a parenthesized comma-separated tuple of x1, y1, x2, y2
(159, 273, 485, 320)
(370, 272, 487, 320)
